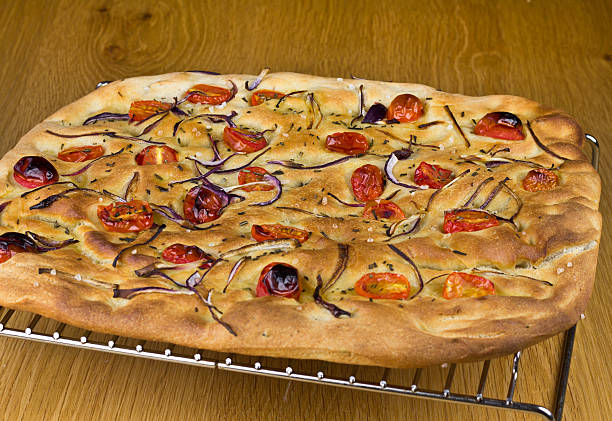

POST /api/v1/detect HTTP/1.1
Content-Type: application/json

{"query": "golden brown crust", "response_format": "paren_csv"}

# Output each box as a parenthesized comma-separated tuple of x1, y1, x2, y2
(0, 71, 601, 368)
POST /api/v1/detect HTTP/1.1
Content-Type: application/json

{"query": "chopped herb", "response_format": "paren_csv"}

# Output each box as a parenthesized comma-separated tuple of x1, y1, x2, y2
(368, 262, 378, 269)
(156, 186, 169, 192)
(239, 221, 248, 226)
(452, 250, 467, 256)
(154, 174, 163, 181)
(119, 237, 136, 243)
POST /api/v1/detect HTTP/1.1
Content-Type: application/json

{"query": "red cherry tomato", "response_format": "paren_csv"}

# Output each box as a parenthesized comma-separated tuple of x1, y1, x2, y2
(251, 224, 310, 244)
(223, 127, 267, 153)
(183, 185, 227, 224)
(238, 167, 275, 192)
(386, 94, 424, 122)
(351, 164, 384, 202)
(13, 156, 59, 188)
(414, 162, 453, 189)
(443, 272, 495, 299)
(522, 168, 559, 192)
(325, 132, 370, 155)
(443, 210, 499, 233)
(256, 262, 300, 299)
(355, 272, 411, 300)
(0, 232, 38, 264)
(128, 100, 172, 122)
(162, 243, 209, 264)
(363, 200, 405, 220)
(135, 145, 179, 165)
(185, 84, 233, 105)
(97, 200, 153, 233)
(57, 145, 104, 163)
(250, 90, 284, 106)
(474, 112, 525, 140)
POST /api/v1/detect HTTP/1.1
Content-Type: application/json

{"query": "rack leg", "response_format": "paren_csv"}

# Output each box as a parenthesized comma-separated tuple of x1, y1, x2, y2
(554, 325, 577, 421)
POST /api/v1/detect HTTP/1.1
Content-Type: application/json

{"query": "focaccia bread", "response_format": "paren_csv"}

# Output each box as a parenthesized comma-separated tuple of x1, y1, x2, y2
(0, 71, 601, 368)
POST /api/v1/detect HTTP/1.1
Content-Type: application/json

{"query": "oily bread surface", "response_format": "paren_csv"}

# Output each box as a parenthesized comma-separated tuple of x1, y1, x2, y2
(0, 71, 601, 368)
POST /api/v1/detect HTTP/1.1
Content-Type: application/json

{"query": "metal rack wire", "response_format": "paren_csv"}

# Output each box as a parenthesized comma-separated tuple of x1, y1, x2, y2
(0, 134, 600, 421)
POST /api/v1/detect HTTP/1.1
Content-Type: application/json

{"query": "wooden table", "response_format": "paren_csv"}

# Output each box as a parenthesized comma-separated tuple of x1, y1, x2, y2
(0, 1, 610, 419)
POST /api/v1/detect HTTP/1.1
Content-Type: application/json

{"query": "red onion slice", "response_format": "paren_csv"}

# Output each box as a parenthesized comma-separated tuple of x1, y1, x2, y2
(267, 155, 355, 170)
(384, 149, 419, 190)
(83, 112, 129, 126)
(113, 286, 194, 300)
(387, 244, 424, 299)
(249, 174, 282, 206)
(362, 103, 387, 124)
(245, 68, 270, 91)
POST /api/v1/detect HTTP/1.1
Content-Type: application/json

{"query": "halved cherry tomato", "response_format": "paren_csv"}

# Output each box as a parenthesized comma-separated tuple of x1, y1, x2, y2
(443, 209, 499, 233)
(0, 232, 38, 264)
(363, 200, 405, 220)
(256, 262, 300, 299)
(251, 224, 310, 244)
(183, 185, 227, 224)
(162, 243, 209, 264)
(355, 272, 411, 300)
(97, 200, 153, 233)
(238, 167, 275, 192)
(250, 90, 284, 106)
(135, 145, 179, 165)
(128, 100, 172, 122)
(223, 127, 268, 153)
(185, 84, 233, 105)
(325, 132, 369, 155)
(414, 162, 453, 189)
(58, 145, 104, 163)
(386, 94, 424, 122)
(443, 272, 495, 299)
(522, 168, 559, 192)
(13, 156, 58, 188)
(351, 164, 384, 202)
(474, 112, 525, 140)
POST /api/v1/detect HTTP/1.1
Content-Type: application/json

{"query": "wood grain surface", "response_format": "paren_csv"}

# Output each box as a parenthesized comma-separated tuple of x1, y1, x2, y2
(0, 0, 610, 419)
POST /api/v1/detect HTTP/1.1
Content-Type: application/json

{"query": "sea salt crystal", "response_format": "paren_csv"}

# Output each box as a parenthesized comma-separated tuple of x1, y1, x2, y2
(206, 125, 212, 130)
(348, 84, 355, 90)
(580, 313, 586, 320)
(283, 133, 289, 137)
(195, 151, 202, 157)
(556, 267, 565, 274)
(300, 114, 306, 119)
(337, 78, 343, 82)
(321, 197, 328, 205)
(367, 238, 374, 243)
(367, 227, 373, 232)
(439, 144, 445, 150)
(157, 130, 163, 135)
(567, 262, 573, 267)
(332, 223, 338, 229)
(50, 269, 57, 276)
(98, 197, 103, 202)
(131, 249, 137, 254)
(75, 274, 82, 281)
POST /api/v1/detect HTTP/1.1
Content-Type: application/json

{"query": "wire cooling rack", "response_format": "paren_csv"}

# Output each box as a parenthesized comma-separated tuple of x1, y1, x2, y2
(0, 131, 599, 421)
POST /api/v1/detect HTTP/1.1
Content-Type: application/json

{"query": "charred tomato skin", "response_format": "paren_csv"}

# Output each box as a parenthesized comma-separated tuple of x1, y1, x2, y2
(223, 127, 267, 153)
(386, 94, 424, 122)
(238, 167, 275, 192)
(414, 162, 453, 189)
(185, 84, 233, 105)
(135, 145, 179, 165)
(351, 164, 385, 202)
(251, 224, 310, 244)
(0, 232, 38, 263)
(183, 185, 226, 224)
(522, 168, 559, 192)
(443, 272, 495, 299)
(443, 209, 499, 233)
(162, 243, 208, 264)
(57, 145, 104, 163)
(355, 272, 411, 300)
(128, 100, 172, 122)
(363, 200, 405, 220)
(97, 200, 154, 233)
(256, 262, 300, 299)
(473, 112, 525, 140)
(13, 156, 59, 188)
(325, 132, 370, 155)
(250, 90, 284, 106)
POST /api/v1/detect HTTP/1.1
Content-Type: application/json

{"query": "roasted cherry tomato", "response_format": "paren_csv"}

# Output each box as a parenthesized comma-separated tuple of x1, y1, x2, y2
(250, 90, 284, 106)
(128, 100, 172, 122)
(363, 200, 405, 220)
(135, 145, 179, 165)
(355, 272, 411, 300)
(386, 94, 424, 122)
(13, 156, 59, 188)
(474, 112, 525, 140)
(223, 127, 268, 153)
(185, 84, 233, 105)
(351, 164, 384, 202)
(256, 262, 300, 299)
(443, 209, 499, 233)
(251, 224, 310, 244)
(0, 232, 38, 264)
(443, 272, 495, 299)
(97, 200, 153, 233)
(325, 132, 369, 155)
(238, 167, 275, 192)
(162, 243, 209, 264)
(57, 145, 104, 163)
(183, 185, 227, 224)
(522, 168, 559, 192)
(414, 162, 453, 189)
